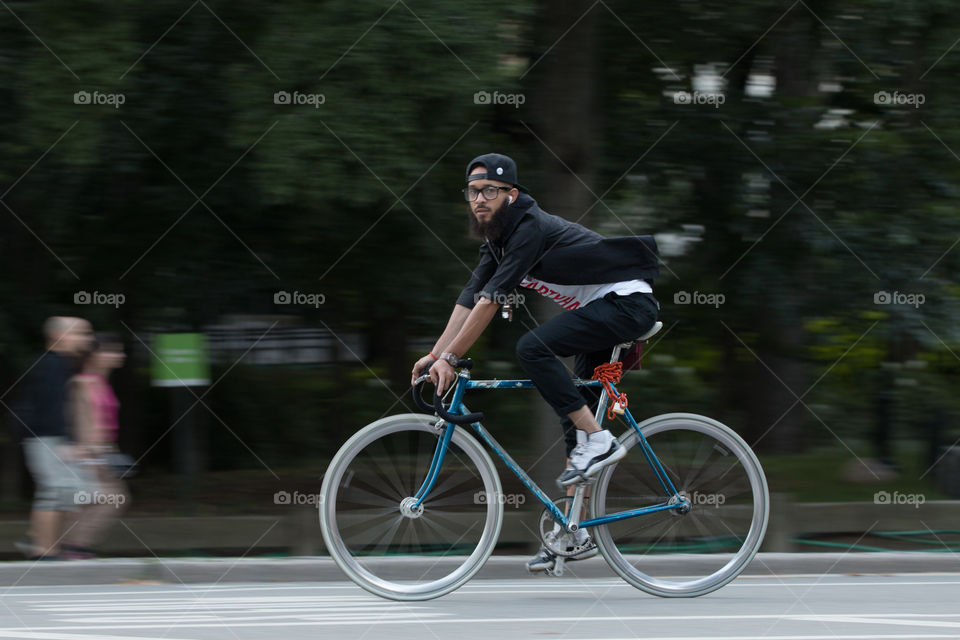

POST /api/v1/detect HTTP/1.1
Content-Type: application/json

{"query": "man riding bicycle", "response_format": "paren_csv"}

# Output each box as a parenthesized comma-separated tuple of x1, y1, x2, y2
(410, 153, 659, 571)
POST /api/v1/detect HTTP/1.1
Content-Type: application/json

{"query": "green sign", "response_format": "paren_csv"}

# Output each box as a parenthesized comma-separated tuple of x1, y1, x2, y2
(151, 333, 211, 387)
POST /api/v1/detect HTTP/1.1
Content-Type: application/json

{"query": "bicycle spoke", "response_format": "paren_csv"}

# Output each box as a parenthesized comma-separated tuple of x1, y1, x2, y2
(321, 415, 502, 599)
(339, 481, 401, 509)
(367, 439, 410, 499)
(684, 441, 735, 491)
(366, 513, 406, 553)
(421, 470, 479, 506)
(594, 415, 768, 597)
(418, 511, 470, 542)
(686, 459, 743, 495)
(682, 433, 716, 488)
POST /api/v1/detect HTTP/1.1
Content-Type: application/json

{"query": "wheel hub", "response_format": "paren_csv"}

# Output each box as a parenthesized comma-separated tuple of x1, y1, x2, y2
(669, 491, 692, 516)
(399, 496, 424, 519)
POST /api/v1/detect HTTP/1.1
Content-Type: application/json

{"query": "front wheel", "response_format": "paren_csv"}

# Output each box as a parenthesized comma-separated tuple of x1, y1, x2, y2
(591, 413, 769, 597)
(319, 413, 503, 601)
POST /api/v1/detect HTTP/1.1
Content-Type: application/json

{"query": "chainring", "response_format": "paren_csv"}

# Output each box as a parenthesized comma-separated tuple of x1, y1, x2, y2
(538, 496, 584, 558)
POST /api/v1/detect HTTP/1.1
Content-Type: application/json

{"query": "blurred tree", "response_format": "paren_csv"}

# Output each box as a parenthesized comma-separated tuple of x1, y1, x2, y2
(589, 0, 960, 455)
(2, 0, 960, 493)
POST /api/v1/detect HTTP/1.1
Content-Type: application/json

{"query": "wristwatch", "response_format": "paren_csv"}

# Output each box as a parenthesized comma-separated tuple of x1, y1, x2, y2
(440, 352, 460, 368)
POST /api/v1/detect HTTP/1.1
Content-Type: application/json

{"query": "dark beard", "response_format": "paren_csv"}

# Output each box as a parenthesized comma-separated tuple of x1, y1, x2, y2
(467, 199, 511, 243)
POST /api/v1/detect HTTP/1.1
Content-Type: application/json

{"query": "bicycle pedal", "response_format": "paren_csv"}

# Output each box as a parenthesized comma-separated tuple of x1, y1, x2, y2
(554, 476, 596, 491)
(546, 557, 566, 577)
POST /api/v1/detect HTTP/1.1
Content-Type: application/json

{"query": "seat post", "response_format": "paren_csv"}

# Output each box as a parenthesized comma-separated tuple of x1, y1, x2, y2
(593, 391, 610, 423)
(593, 321, 662, 423)
(609, 344, 624, 364)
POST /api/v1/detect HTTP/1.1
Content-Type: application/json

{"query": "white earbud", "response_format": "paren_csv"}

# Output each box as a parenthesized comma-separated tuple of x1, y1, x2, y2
(507, 195, 513, 204)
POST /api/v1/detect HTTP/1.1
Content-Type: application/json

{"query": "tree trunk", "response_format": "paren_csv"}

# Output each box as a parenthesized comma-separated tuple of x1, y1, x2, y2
(524, 0, 600, 493)
(748, 7, 820, 452)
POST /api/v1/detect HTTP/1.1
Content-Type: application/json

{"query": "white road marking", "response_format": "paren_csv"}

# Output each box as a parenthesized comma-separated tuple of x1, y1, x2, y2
(2, 632, 958, 640)
(803, 616, 960, 630)
(0, 632, 203, 640)
(3, 576, 959, 598)
(557, 636, 960, 640)
(3, 613, 960, 631)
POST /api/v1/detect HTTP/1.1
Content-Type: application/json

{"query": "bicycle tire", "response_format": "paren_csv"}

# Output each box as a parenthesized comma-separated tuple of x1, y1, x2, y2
(320, 413, 503, 600)
(592, 412, 769, 597)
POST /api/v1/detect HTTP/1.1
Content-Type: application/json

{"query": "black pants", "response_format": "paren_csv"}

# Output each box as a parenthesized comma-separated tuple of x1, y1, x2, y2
(515, 292, 659, 457)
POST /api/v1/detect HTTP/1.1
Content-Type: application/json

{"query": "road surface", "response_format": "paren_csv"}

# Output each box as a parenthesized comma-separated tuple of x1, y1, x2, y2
(2, 573, 959, 639)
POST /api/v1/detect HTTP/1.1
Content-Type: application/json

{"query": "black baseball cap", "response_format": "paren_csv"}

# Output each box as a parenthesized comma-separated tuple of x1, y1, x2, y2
(466, 153, 528, 192)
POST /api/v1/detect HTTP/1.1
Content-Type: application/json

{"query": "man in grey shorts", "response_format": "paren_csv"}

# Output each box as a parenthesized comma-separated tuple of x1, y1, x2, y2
(17, 316, 94, 559)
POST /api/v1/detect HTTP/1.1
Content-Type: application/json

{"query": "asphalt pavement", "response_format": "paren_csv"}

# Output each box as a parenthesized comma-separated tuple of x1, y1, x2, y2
(2, 573, 960, 639)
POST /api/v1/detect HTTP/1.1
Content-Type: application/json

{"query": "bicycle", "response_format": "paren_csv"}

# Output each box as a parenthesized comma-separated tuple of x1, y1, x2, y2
(319, 321, 769, 601)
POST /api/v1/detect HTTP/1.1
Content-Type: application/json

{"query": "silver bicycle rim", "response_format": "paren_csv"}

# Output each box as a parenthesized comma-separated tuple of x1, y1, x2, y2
(592, 412, 769, 597)
(320, 413, 503, 601)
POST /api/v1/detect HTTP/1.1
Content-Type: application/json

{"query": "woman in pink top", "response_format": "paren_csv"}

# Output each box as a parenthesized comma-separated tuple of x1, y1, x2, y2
(63, 334, 130, 559)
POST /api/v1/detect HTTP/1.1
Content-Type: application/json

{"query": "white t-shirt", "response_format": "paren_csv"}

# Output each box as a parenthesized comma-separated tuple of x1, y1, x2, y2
(518, 277, 653, 310)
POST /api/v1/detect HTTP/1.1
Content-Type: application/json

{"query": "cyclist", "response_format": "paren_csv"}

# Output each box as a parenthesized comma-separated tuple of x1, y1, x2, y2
(410, 153, 659, 571)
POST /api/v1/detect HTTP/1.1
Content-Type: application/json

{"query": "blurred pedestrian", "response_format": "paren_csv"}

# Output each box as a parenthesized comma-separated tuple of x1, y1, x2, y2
(16, 316, 94, 560)
(61, 334, 131, 559)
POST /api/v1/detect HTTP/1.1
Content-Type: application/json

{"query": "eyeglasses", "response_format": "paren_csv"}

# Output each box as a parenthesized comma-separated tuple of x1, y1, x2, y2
(463, 185, 511, 202)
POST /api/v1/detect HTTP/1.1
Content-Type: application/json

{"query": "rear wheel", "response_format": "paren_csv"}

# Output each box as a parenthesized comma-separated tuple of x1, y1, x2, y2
(592, 413, 768, 597)
(320, 414, 503, 600)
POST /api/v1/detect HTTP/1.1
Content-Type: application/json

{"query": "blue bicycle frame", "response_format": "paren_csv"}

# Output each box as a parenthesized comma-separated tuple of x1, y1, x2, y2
(412, 373, 686, 531)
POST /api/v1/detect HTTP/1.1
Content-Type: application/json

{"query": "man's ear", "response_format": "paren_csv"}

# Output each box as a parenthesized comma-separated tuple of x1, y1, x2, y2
(509, 188, 519, 203)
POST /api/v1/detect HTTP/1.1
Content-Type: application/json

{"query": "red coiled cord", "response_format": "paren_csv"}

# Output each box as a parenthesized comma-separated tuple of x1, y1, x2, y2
(592, 362, 628, 421)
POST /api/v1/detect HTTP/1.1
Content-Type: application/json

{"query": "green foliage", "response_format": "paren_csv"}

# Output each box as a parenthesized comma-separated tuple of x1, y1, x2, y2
(3, 0, 960, 483)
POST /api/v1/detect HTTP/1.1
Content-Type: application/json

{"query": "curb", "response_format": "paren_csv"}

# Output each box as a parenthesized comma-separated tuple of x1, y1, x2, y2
(1, 552, 958, 587)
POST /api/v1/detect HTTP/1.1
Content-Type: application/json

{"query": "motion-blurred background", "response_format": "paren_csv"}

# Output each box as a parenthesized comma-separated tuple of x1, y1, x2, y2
(1, 0, 959, 555)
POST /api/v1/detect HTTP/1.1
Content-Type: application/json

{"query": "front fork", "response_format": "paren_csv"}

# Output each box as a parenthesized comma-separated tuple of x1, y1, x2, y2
(412, 371, 470, 507)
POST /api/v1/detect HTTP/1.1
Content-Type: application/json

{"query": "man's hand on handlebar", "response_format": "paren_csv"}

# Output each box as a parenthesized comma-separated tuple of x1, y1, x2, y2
(430, 359, 457, 395)
(410, 354, 437, 386)
(409, 357, 483, 425)
(409, 353, 457, 394)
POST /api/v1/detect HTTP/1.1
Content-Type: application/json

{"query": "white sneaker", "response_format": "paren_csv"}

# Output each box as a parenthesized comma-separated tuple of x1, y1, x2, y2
(526, 532, 598, 572)
(557, 429, 587, 489)
(573, 527, 589, 546)
(556, 430, 626, 486)
(526, 546, 556, 572)
(567, 529, 598, 561)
